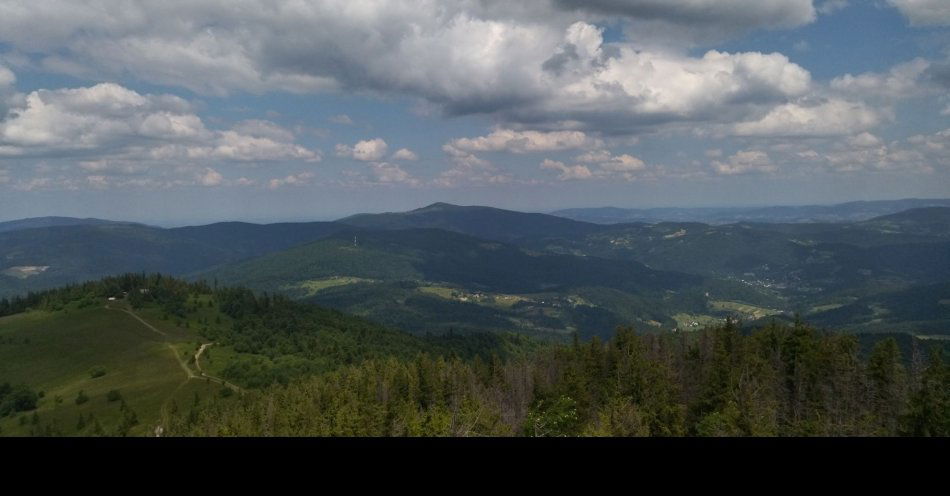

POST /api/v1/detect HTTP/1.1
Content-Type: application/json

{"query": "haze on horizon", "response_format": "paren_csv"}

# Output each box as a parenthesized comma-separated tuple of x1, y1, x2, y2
(0, 1, 948, 225)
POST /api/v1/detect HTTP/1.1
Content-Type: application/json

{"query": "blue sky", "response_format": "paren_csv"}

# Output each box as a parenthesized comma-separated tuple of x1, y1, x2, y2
(0, 0, 948, 225)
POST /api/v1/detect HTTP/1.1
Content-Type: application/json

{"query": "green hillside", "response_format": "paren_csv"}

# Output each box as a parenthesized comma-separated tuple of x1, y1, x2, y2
(199, 229, 705, 338)
(0, 274, 537, 436)
(0, 301, 234, 436)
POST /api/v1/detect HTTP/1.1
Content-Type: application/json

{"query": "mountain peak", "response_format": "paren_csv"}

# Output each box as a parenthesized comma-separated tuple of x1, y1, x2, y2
(415, 202, 463, 212)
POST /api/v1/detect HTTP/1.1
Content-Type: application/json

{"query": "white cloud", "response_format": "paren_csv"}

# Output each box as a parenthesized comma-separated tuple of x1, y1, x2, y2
(0, 64, 14, 89)
(540, 150, 647, 181)
(557, 0, 816, 42)
(712, 150, 777, 175)
(231, 119, 296, 142)
(367, 162, 420, 186)
(0, 4, 820, 136)
(847, 132, 882, 148)
(328, 114, 354, 125)
(830, 58, 931, 100)
(732, 99, 881, 137)
(268, 171, 315, 190)
(817, 0, 849, 15)
(198, 167, 223, 186)
(888, 0, 950, 26)
(391, 148, 418, 161)
(435, 144, 511, 187)
(446, 128, 603, 154)
(539, 159, 593, 181)
(0, 81, 320, 163)
(336, 138, 389, 161)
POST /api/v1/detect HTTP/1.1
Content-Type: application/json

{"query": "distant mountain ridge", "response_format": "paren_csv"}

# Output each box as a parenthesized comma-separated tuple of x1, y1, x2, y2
(0, 216, 142, 233)
(552, 198, 950, 225)
(338, 202, 604, 243)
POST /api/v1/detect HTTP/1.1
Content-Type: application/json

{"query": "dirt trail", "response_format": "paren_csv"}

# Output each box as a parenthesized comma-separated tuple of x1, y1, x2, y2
(193, 343, 243, 393)
(118, 305, 240, 390)
(104, 301, 244, 436)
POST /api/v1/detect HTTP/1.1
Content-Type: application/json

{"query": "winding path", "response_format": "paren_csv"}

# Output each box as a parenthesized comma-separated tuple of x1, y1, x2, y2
(105, 303, 244, 391)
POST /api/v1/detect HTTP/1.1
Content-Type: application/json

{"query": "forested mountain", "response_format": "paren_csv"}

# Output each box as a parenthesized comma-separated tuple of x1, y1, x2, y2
(0, 217, 139, 233)
(3, 274, 946, 437)
(339, 202, 605, 243)
(552, 199, 950, 225)
(167, 321, 950, 437)
(2, 202, 949, 337)
(0, 274, 536, 436)
(0, 221, 348, 298)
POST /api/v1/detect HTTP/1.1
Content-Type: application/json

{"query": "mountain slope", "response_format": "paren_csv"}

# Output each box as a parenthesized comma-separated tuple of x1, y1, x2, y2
(552, 198, 950, 225)
(0, 221, 350, 298)
(0, 217, 140, 233)
(338, 202, 605, 243)
(201, 227, 700, 295)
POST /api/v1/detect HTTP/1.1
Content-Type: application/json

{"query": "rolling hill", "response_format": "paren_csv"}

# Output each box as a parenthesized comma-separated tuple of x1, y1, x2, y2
(0, 274, 536, 436)
(552, 198, 950, 225)
(338, 202, 605, 243)
(0, 216, 141, 233)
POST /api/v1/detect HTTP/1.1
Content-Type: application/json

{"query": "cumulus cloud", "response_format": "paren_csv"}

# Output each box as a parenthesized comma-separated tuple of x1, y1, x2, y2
(336, 138, 389, 161)
(831, 58, 932, 100)
(436, 143, 511, 187)
(367, 162, 420, 186)
(198, 167, 223, 186)
(328, 114, 354, 125)
(446, 128, 603, 154)
(540, 159, 593, 181)
(712, 150, 777, 175)
(555, 0, 816, 42)
(732, 99, 881, 137)
(817, 0, 849, 15)
(540, 150, 647, 181)
(0, 81, 320, 163)
(391, 148, 418, 161)
(888, 0, 950, 26)
(268, 171, 315, 190)
(0, 3, 821, 137)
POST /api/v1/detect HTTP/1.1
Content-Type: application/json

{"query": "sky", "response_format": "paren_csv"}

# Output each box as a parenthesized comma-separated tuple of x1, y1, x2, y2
(0, 0, 948, 225)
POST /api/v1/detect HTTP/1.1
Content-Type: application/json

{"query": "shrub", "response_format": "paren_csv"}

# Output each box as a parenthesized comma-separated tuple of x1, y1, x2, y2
(106, 390, 122, 402)
(89, 366, 106, 379)
(75, 390, 89, 405)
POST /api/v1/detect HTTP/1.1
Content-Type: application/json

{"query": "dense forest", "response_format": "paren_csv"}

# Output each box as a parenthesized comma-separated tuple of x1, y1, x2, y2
(165, 320, 949, 437)
(4, 274, 947, 436)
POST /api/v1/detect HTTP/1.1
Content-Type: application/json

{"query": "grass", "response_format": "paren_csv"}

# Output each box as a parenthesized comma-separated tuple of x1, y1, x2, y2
(285, 276, 375, 297)
(709, 300, 783, 320)
(418, 284, 531, 309)
(809, 303, 845, 314)
(0, 299, 238, 436)
(673, 313, 723, 330)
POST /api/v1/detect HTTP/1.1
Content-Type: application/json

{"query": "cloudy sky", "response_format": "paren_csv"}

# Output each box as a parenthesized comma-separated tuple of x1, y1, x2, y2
(0, 0, 948, 224)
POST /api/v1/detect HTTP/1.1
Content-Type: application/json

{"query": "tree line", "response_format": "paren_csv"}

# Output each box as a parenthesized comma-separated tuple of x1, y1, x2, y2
(164, 319, 948, 437)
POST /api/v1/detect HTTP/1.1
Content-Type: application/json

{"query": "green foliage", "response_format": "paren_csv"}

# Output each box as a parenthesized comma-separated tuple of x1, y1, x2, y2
(166, 321, 947, 437)
(0, 383, 39, 416)
(106, 390, 122, 402)
(75, 390, 89, 405)
(89, 366, 107, 379)
(525, 396, 580, 437)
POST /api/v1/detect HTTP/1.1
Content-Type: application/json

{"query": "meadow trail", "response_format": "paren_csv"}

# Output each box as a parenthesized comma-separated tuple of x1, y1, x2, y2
(194, 342, 244, 393)
(105, 303, 242, 391)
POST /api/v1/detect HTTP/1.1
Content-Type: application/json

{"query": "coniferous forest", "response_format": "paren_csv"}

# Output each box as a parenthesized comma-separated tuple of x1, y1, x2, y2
(166, 320, 949, 437)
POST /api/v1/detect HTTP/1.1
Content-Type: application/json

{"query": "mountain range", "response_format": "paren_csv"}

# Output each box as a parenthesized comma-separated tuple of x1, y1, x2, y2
(2, 199, 949, 338)
(551, 198, 950, 225)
